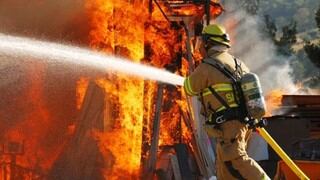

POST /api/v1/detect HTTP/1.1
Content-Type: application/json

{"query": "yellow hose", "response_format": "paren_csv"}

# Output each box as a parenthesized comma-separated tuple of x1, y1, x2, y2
(256, 127, 309, 180)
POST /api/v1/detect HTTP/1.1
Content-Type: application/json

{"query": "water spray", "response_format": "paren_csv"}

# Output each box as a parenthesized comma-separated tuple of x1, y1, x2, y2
(0, 33, 184, 86)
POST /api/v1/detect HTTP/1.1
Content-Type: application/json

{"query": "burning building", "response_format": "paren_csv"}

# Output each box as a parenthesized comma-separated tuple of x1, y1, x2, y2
(1, 0, 318, 179)
(0, 0, 224, 179)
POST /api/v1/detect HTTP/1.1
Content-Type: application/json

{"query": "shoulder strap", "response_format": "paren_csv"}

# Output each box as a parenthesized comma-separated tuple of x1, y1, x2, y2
(199, 92, 209, 117)
(203, 57, 244, 109)
(233, 57, 243, 79)
(208, 86, 230, 109)
(202, 58, 235, 110)
(202, 58, 237, 82)
(203, 58, 249, 120)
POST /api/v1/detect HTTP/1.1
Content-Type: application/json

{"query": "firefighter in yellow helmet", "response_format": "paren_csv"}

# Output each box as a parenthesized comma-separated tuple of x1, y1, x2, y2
(184, 24, 270, 180)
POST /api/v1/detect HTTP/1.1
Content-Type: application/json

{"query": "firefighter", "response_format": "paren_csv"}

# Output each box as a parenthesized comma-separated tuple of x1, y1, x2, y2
(184, 24, 270, 180)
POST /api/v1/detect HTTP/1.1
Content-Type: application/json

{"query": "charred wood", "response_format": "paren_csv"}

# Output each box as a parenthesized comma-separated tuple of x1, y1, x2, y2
(48, 81, 106, 180)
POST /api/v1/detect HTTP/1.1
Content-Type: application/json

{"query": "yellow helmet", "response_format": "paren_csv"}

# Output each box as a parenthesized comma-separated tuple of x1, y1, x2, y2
(202, 24, 231, 47)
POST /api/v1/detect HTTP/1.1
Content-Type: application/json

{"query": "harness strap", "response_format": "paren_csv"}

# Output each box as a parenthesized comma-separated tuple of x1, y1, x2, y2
(208, 86, 230, 109)
(203, 58, 238, 82)
(202, 84, 233, 97)
(232, 58, 249, 119)
(233, 57, 243, 79)
(202, 57, 249, 124)
(207, 107, 242, 125)
(199, 92, 210, 118)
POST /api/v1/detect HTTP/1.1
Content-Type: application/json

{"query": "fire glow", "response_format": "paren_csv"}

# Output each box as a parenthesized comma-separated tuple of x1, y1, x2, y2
(265, 89, 285, 116)
(80, 0, 224, 178)
(84, 0, 146, 178)
(81, 0, 190, 178)
(0, 0, 224, 179)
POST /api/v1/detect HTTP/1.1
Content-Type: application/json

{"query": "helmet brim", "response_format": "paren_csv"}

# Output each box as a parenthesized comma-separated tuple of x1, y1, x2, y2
(207, 39, 231, 48)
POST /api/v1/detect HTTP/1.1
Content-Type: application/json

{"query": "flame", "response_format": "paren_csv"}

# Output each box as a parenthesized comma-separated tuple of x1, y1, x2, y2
(265, 89, 285, 116)
(264, 82, 308, 116)
(1, 62, 70, 178)
(84, 0, 186, 178)
(82, 0, 222, 178)
(170, 5, 204, 16)
(0, 0, 225, 179)
(76, 77, 89, 109)
(84, 0, 148, 178)
(156, 1, 223, 17)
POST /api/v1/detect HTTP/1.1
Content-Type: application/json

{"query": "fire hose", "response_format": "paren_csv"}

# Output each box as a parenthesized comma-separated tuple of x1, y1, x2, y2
(224, 117, 309, 179)
(256, 126, 309, 180)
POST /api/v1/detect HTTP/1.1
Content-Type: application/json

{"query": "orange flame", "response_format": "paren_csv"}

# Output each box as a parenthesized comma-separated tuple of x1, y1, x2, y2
(76, 77, 89, 109)
(82, 0, 222, 178)
(2, 62, 70, 177)
(155, 1, 223, 17)
(84, 0, 148, 178)
(265, 89, 285, 116)
(84, 0, 184, 177)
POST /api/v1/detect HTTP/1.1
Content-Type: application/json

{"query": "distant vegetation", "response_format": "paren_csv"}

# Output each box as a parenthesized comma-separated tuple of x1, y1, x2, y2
(260, 0, 319, 34)
(243, 0, 320, 88)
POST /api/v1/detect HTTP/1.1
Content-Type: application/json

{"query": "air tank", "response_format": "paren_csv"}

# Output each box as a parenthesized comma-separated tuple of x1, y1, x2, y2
(240, 73, 267, 119)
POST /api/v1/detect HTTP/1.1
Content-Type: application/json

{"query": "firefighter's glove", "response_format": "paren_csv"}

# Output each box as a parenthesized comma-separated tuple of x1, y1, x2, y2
(257, 118, 268, 128)
(204, 124, 223, 138)
(248, 118, 267, 129)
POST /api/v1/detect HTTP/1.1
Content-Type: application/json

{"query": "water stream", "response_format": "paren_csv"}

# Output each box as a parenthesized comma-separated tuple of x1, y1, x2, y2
(0, 33, 184, 86)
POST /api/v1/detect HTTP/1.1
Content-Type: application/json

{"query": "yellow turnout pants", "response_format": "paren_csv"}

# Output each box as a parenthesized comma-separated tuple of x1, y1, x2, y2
(205, 120, 269, 180)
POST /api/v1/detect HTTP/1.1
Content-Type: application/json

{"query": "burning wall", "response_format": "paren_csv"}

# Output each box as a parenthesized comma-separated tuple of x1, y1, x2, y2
(0, 58, 76, 179)
(83, 0, 189, 178)
(0, 0, 221, 179)
(0, 0, 189, 178)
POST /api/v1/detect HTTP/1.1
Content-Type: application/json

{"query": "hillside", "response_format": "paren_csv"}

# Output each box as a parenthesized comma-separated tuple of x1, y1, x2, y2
(260, 0, 319, 34)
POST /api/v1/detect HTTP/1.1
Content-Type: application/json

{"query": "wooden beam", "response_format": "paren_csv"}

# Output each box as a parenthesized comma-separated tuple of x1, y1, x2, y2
(148, 83, 164, 172)
(174, 143, 194, 180)
(170, 154, 182, 180)
(183, 23, 195, 74)
(180, 108, 208, 177)
(48, 81, 106, 180)
(272, 107, 320, 117)
(275, 107, 320, 113)
(282, 95, 320, 106)
(156, 150, 174, 180)
(188, 96, 216, 178)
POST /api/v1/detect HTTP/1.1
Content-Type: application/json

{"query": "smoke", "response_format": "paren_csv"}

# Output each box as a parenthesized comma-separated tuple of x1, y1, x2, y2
(0, 0, 89, 43)
(216, 2, 297, 94)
